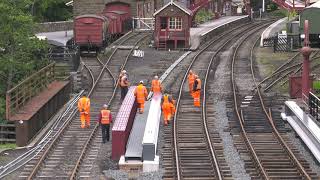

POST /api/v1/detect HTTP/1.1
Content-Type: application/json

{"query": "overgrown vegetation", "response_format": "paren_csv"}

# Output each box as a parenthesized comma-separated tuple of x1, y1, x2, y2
(0, 1, 50, 123)
(269, 8, 297, 19)
(269, 9, 288, 17)
(0, 143, 16, 150)
(31, 0, 72, 22)
(195, 9, 214, 25)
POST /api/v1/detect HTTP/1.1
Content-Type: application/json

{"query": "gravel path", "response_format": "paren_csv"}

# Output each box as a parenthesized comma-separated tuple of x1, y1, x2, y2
(211, 49, 251, 180)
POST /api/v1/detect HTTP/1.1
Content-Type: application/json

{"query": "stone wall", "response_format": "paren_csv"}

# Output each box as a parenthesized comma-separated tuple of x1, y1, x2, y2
(36, 21, 73, 33)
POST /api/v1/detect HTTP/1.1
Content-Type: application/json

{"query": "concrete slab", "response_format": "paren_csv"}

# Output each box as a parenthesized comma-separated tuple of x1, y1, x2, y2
(190, 15, 249, 50)
(36, 30, 73, 47)
(283, 101, 320, 163)
(142, 94, 162, 161)
(125, 101, 151, 160)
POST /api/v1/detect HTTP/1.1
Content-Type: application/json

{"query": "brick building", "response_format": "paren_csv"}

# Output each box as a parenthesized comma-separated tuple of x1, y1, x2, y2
(154, 1, 192, 49)
(73, 0, 137, 17)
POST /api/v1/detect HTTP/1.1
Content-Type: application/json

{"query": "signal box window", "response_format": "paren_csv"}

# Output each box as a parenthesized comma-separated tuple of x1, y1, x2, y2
(169, 17, 182, 30)
(160, 17, 167, 30)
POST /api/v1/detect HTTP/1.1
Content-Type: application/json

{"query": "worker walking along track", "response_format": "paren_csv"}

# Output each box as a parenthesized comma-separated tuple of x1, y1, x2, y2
(166, 20, 275, 180)
(16, 32, 150, 179)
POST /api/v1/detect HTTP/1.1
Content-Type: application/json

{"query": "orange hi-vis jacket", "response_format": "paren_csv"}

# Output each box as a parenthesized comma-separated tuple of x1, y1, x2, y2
(134, 85, 148, 103)
(78, 97, 90, 113)
(188, 73, 196, 85)
(101, 110, 111, 124)
(162, 95, 176, 117)
(151, 79, 162, 93)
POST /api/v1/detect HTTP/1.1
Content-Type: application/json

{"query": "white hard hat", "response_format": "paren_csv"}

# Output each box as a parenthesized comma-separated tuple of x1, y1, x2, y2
(122, 70, 126, 74)
(103, 104, 108, 109)
(139, 80, 144, 84)
(154, 75, 159, 79)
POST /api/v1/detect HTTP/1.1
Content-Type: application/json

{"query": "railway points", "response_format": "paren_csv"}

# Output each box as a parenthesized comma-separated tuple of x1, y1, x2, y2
(2, 0, 320, 179)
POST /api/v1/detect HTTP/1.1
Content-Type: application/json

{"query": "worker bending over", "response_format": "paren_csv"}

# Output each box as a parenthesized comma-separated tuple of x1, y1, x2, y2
(119, 70, 129, 101)
(97, 104, 112, 143)
(193, 75, 201, 107)
(134, 81, 148, 114)
(188, 70, 196, 96)
(151, 75, 162, 97)
(161, 93, 176, 126)
(78, 93, 91, 128)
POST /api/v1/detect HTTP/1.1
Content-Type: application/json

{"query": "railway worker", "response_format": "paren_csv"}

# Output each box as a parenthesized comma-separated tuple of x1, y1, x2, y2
(161, 93, 176, 126)
(78, 93, 91, 128)
(188, 70, 196, 96)
(119, 70, 129, 101)
(134, 81, 148, 114)
(97, 104, 112, 143)
(151, 75, 162, 97)
(193, 75, 202, 107)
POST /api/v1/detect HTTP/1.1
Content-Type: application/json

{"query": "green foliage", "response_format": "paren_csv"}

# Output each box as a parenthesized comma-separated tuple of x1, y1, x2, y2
(32, 0, 72, 22)
(267, 3, 279, 11)
(195, 9, 214, 24)
(0, 143, 16, 150)
(0, 1, 49, 120)
(269, 9, 288, 17)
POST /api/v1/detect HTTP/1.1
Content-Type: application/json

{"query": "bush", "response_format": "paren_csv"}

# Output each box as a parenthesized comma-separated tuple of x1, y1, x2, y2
(269, 9, 288, 17)
(195, 9, 214, 24)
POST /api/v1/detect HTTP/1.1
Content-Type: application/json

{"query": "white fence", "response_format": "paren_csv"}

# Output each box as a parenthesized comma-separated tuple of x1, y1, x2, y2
(132, 17, 155, 31)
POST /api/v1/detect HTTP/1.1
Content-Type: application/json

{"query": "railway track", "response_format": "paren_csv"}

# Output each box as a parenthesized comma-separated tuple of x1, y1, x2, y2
(230, 23, 317, 179)
(260, 50, 320, 91)
(161, 20, 274, 180)
(15, 32, 150, 179)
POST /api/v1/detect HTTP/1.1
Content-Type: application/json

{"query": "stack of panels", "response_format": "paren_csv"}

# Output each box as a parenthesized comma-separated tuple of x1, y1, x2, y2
(112, 86, 137, 160)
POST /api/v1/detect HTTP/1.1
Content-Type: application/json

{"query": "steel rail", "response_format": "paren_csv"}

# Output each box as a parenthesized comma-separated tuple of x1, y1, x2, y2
(258, 52, 300, 85)
(25, 32, 140, 180)
(231, 23, 274, 179)
(26, 57, 98, 180)
(279, 54, 320, 87)
(69, 34, 150, 180)
(0, 92, 82, 179)
(249, 37, 312, 180)
(173, 21, 271, 180)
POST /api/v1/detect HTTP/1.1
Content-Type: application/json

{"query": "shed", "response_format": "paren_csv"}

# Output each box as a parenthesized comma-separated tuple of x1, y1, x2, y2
(300, 1, 320, 35)
(154, 1, 192, 50)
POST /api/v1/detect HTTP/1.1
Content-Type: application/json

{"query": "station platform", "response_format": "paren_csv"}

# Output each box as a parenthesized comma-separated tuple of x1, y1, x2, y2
(282, 100, 320, 163)
(36, 30, 73, 47)
(190, 15, 249, 50)
(260, 17, 288, 47)
(125, 101, 151, 160)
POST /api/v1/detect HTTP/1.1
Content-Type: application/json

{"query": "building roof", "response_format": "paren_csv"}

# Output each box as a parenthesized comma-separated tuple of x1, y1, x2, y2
(306, 0, 320, 8)
(153, 0, 192, 16)
(309, 0, 320, 4)
(75, 14, 106, 20)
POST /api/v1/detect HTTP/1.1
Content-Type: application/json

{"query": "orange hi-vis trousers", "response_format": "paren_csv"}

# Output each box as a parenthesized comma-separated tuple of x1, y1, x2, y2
(163, 112, 172, 125)
(189, 82, 194, 96)
(80, 112, 90, 128)
(138, 103, 145, 113)
(193, 90, 201, 107)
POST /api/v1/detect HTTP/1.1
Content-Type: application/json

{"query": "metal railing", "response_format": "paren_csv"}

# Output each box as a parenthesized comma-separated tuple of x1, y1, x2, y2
(6, 63, 55, 120)
(309, 92, 320, 121)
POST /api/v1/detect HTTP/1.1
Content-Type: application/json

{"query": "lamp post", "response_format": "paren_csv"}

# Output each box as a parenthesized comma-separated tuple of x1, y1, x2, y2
(301, 20, 312, 101)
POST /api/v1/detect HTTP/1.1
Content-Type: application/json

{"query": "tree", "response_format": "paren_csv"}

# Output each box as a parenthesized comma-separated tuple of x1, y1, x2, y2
(0, 1, 49, 121)
(32, 0, 72, 22)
